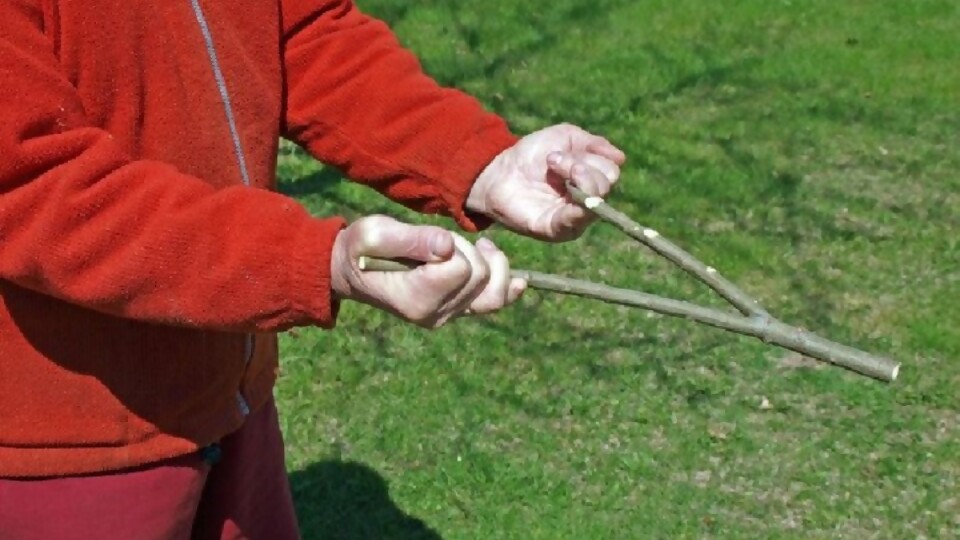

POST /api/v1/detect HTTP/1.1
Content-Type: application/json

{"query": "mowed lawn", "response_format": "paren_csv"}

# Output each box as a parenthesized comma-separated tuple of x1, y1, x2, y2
(274, 1, 959, 538)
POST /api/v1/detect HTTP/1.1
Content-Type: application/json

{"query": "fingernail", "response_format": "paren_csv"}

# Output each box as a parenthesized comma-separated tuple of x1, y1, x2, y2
(547, 152, 563, 166)
(476, 237, 496, 252)
(431, 232, 453, 257)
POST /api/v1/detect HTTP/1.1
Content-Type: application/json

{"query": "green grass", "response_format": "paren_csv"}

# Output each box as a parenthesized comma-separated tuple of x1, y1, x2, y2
(274, 1, 959, 538)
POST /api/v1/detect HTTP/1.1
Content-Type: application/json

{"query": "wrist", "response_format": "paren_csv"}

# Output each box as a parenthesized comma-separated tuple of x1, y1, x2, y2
(465, 173, 490, 218)
(329, 228, 353, 301)
(465, 149, 506, 217)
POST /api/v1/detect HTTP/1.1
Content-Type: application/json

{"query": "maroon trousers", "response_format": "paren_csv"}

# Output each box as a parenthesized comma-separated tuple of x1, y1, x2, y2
(0, 398, 300, 539)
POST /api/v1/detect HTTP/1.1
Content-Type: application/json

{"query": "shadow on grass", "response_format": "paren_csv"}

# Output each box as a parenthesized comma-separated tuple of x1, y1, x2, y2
(278, 165, 438, 223)
(290, 460, 443, 540)
(277, 166, 345, 198)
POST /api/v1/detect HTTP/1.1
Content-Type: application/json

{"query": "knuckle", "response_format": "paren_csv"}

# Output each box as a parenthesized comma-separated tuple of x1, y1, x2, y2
(365, 214, 402, 242)
(362, 228, 384, 249)
(357, 217, 387, 247)
(448, 256, 473, 283)
(474, 260, 491, 287)
(491, 250, 509, 271)
(607, 163, 621, 179)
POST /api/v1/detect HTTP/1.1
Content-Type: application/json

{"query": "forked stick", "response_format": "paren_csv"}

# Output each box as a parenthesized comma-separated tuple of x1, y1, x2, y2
(359, 183, 901, 382)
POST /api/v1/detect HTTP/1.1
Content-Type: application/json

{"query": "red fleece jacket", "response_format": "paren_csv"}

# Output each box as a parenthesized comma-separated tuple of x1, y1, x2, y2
(0, 0, 517, 477)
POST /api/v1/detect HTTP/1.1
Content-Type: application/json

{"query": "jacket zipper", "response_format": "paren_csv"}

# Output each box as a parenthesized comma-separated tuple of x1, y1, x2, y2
(188, 0, 254, 416)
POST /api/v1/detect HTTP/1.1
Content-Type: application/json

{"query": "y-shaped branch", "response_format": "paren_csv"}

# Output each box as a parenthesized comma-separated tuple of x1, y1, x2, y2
(566, 182, 767, 318)
(357, 185, 902, 383)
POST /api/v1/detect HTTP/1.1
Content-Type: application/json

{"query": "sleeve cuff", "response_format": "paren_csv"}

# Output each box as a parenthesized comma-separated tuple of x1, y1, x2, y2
(290, 215, 347, 329)
(438, 117, 519, 233)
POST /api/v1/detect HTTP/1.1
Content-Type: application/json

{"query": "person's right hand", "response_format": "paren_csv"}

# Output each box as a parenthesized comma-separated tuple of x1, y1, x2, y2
(330, 215, 526, 328)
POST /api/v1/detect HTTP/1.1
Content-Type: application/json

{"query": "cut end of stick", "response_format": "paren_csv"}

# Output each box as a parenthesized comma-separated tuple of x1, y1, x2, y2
(357, 256, 369, 270)
(584, 196, 603, 209)
(890, 363, 900, 381)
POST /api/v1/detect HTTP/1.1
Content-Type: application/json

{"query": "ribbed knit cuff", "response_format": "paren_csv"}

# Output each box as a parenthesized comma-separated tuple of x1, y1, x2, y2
(290, 215, 347, 329)
(439, 118, 519, 233)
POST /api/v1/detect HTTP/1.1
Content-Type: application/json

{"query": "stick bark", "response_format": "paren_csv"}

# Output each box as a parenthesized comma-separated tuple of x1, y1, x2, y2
(358, 257, 900, 382)
(356, 183, 902, 383)
(566, 183, 767, 317)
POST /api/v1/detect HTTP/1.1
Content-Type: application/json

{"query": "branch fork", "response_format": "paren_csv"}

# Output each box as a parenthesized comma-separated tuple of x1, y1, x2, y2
(359, 182, 901, 383)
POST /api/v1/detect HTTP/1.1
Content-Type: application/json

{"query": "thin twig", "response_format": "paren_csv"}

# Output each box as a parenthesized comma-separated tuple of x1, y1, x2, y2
(357, 257, 900, 382)
(356, 184, 902, 383)
(565, 182, 768, 318)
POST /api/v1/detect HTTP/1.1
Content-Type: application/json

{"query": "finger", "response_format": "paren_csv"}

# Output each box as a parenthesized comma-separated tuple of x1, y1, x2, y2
(389, 239, 475, 328)
(549, 123, 626, 165)
(581, 154, 621, 187)
(468, 238, 511, 314)
(546, 151, 584, 193)
(569, 163, 604, 199)
(356, 215, 454, 263)
(570, 162, 613, 198)
(505, 277, 527, 305)
(548, 154, 614, 198)
(452, 234, 492, 308)
(548, 151, 619, 186)
(413, 233, 490, 312)
(546, 150, 574, 177)
(585, 136, 627, 165)
(557, 124, 627, 165)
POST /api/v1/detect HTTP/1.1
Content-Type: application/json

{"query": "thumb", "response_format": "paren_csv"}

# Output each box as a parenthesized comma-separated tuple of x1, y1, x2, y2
(356, 215, 455, 263)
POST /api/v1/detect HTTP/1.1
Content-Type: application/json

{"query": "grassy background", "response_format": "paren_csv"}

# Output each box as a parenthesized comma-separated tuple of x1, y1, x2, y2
(274, 1, 959, 538)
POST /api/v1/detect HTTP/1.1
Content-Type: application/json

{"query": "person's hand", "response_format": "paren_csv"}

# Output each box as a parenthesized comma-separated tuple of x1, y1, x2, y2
(466, 123, 626, 242)
(330, 215, 526, 328)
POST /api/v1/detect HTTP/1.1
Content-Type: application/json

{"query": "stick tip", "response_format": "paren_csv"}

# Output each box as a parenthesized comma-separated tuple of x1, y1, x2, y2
(357, 256, 369, 270)
(890, 363, 900, 381)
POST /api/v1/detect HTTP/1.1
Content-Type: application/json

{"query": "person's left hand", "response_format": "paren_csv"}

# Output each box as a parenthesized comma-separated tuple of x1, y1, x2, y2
(466, 123, 626, 242)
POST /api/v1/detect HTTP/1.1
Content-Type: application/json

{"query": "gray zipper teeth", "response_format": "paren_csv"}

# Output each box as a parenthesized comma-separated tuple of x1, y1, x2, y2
(188, 0, 252, 187)
(189, 0, 255, 413)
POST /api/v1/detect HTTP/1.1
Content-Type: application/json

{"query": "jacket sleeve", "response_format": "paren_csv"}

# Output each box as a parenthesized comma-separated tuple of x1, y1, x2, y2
(279, 0, 518, 231)
(0, 1, 344, 333)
